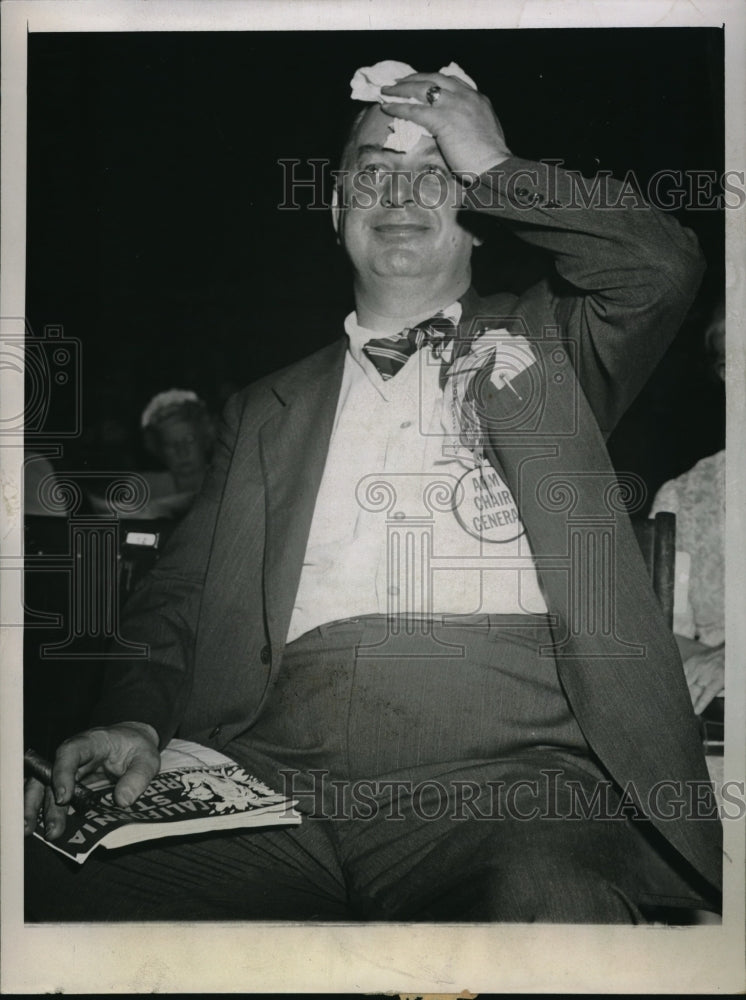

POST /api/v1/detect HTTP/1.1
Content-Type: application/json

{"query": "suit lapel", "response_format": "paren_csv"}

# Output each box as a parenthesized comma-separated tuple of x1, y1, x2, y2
(259, 338, 347, 651)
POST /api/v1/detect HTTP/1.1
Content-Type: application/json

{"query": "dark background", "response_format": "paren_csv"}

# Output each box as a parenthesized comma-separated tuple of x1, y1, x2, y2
(27, 28, 725, 505)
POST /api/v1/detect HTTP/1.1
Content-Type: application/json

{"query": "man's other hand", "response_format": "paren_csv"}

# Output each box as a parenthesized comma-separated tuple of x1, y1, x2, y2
(379, 71, 511, 177)
(23, 721, 160, 841)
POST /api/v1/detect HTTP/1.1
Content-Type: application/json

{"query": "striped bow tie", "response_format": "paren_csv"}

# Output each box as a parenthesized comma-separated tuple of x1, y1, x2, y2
(362, 312, 459, 381)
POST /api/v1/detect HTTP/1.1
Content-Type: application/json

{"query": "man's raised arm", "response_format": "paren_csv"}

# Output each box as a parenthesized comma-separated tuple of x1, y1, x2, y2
(381, 71, 705, 432)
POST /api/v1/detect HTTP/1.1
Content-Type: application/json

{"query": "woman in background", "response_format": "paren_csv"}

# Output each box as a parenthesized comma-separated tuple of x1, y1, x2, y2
(138, 389, 216, 519)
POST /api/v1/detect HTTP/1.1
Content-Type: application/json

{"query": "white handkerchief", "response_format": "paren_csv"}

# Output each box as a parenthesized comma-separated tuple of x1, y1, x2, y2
(350, 60, 477, 152)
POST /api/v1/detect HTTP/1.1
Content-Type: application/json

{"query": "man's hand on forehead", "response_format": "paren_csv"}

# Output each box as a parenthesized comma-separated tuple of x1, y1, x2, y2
(380, 71, 511, 179)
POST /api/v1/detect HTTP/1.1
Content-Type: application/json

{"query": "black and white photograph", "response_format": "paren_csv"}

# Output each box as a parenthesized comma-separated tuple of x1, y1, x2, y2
(1, 0, 744, 994)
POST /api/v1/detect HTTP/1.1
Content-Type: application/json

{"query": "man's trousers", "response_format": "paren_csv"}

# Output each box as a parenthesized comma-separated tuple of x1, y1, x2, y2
(25, 615, 716, 921)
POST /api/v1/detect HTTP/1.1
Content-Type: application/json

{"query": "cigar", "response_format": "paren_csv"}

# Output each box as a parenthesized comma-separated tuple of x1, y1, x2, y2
(23, 747, 96, 811)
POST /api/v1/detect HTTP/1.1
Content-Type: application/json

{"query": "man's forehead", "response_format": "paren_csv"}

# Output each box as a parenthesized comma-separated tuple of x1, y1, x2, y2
(352, 106, 442, 159)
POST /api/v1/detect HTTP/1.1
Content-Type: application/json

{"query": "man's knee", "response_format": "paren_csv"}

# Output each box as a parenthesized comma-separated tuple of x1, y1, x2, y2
(441, 822, 642, 923)
(478, 853, 641, 922)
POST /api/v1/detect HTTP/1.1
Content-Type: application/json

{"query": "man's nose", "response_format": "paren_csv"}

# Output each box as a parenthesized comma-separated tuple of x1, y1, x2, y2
(381, 169, 415, 208)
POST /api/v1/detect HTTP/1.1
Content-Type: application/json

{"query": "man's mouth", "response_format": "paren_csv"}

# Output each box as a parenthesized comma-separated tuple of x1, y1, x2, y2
(373, 223, 429, 235)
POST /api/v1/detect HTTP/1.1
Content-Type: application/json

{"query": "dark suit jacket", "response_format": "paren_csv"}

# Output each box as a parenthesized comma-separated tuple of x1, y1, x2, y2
(93, 157, 722, 897)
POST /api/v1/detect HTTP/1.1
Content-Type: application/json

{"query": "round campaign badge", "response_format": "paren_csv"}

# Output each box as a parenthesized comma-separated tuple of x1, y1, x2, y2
(452, 464, 525, 543)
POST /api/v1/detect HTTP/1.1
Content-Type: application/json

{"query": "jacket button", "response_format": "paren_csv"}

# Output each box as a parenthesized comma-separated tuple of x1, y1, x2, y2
(260, 645, 271, 665)
(209, 724, 222, 739)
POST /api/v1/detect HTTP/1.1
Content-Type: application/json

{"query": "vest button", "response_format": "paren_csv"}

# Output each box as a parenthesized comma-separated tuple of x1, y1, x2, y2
(260, 645, 271, 665)
(209, 725, 222, 739)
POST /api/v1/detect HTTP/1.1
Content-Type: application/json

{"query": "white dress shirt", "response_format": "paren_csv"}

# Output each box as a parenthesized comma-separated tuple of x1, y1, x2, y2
(286, 306, 548, 643)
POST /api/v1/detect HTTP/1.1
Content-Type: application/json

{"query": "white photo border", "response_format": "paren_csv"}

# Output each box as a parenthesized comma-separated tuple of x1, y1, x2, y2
(1, 0, 744, 994)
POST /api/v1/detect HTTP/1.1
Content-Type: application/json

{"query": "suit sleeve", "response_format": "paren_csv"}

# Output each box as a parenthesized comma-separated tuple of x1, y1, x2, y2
(88, 392, 244, 747)
(464, 157, 706, 433)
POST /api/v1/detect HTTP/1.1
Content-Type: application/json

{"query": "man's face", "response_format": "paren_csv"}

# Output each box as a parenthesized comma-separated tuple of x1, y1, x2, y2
(334, 106, 477, 288)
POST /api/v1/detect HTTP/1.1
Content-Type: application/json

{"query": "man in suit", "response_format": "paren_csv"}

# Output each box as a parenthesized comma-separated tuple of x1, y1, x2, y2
(25, 70, 722, 921)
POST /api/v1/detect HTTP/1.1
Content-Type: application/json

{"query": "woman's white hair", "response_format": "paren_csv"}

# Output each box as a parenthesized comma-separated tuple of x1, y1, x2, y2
(140, 388, 204, 429)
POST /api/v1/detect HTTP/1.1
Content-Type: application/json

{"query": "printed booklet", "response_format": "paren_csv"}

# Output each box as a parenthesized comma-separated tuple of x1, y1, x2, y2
(33, 738, 300, 864)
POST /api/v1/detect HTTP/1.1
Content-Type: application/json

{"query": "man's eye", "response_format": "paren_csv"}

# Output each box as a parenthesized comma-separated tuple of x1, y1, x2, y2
(362, 164, 386, 178)
(422, 165, 446, 176)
